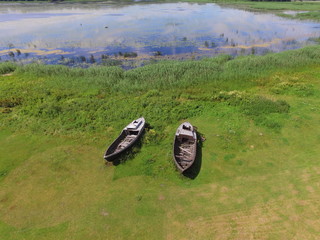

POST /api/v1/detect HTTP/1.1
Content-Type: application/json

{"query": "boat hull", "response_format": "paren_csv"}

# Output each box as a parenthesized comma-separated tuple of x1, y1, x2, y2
(173, 122, 197, 173)
(104, 117, 145, 161)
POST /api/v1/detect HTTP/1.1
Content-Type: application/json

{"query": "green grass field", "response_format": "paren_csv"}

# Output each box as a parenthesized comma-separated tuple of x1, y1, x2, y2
(1, 45, 320, 239)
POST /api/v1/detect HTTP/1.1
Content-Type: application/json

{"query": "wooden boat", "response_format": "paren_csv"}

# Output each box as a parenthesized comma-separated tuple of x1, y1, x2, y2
(104, 117, 145, 161)
(173, 122, 197, 173)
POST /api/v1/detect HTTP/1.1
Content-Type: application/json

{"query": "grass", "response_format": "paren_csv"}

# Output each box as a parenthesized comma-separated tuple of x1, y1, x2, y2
(183, 0, 320, 21)
(1, 45, 320, 239)
(234, 1, 320, 12)
(278, 10, 320, 21)
(235, 1, 320, 21)
(0, 62, 17, 75)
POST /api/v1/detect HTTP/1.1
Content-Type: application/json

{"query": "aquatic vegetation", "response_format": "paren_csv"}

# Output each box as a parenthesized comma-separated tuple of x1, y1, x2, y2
(101, 59, 122, 67)
(16, 49, 21, 56)
(123, 52, 138, 58)
(79, 56, 86, 62)
(230, 39, 236, 47)
(8, 51, 14, 58)
(309, 37, 320, 44)
(154, 51, 162, 56)
(89, 54, 96, 63)
(278, 10, 320, 21)
(101, 54, 108, 60)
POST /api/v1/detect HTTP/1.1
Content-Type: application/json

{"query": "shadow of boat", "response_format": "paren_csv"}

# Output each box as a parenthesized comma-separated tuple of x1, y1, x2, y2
(106, 129, 145, 166)
(182, 131, 203, 179)
(104, 117, 146, 165)
(106, 133, 144, 166)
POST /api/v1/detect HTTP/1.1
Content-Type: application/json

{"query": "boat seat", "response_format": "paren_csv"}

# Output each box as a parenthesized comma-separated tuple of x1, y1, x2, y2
(181, 159, 192, 162)
(126, 136, 136, 140)
(179, 147, 192, 155)
(117, 137, 135, 150)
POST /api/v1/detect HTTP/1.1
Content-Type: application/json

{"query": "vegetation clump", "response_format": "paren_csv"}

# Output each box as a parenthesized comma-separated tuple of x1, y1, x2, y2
(123, 52, 138, 58)
(271, 81, 315, 97)
(0, 62, 17, 75)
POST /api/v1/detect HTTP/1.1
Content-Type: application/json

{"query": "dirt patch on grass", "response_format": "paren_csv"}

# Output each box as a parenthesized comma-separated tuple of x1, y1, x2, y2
(166, 195, 320, 239)
(158, 195, 165, 201)
(306, 186, 315, 193)
(1, 73, 13, 77)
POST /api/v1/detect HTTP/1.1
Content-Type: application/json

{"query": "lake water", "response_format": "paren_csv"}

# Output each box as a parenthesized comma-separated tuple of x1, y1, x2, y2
(0, 2, 319, 67)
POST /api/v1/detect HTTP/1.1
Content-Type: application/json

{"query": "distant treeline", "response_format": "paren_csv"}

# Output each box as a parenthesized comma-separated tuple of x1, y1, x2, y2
(0, 0, 59, 1)
(250, 0, 291, 1)
(0, 0, 295, 2)
(0, 0, 64, 2)
(0, 0, 296, 1)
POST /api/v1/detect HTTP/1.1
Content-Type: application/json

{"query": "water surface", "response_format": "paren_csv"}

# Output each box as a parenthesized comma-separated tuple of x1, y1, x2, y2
(0, 2, 319, 67)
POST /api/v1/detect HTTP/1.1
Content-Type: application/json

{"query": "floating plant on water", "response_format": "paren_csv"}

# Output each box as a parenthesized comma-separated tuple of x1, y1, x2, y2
(154, 51, 162, 56)
(90, 55, 96, 63)
(8, 51, 15, 58)
(101, 54, 109, 60)
(123, 52, 138, 58)
(79, 56, 86, 62)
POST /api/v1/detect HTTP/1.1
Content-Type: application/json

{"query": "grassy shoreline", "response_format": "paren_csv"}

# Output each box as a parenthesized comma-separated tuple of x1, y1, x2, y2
(1, 0, 320, 21)
(1, 46, 319, 133)
(1, 45, 320, 238)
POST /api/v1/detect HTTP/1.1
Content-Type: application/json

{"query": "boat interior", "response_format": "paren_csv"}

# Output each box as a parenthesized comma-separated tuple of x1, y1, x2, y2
(175, 124, 196, 168)
(116, 135, 136, 152)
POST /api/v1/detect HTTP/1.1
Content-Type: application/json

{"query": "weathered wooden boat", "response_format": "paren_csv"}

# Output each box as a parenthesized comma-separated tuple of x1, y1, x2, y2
(173, 122, 197, 173)
(104, 117, 145, 161)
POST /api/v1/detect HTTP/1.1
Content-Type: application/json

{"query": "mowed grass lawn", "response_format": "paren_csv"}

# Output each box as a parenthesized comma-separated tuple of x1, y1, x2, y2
(0, 46, 320, 239)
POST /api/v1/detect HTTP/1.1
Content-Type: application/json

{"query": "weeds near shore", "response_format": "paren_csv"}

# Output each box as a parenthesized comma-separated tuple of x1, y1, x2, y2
(2, 46, 320, 136)
(0, 62, 17, 75)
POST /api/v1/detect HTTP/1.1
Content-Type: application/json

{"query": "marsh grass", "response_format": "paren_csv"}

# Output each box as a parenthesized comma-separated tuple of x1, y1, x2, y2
(1, 46, 320, 239)
(214, 1, 320, 21)
(0, 62, 17, 75)
(226, 1, 320, 11)
(3, 46, 319, 134)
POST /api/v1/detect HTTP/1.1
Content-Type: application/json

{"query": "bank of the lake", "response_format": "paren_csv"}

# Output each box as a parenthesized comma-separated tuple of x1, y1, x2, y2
(219, 0, 320, 21)
(1, 45, 320, 239)
(181, 0, 320, 21)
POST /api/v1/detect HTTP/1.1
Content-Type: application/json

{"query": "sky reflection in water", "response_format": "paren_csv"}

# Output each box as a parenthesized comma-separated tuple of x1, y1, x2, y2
(0, 2, 319, 65)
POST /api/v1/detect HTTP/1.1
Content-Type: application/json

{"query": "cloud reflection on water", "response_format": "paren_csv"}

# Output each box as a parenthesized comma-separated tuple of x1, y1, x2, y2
(0, 2, 319, 62)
